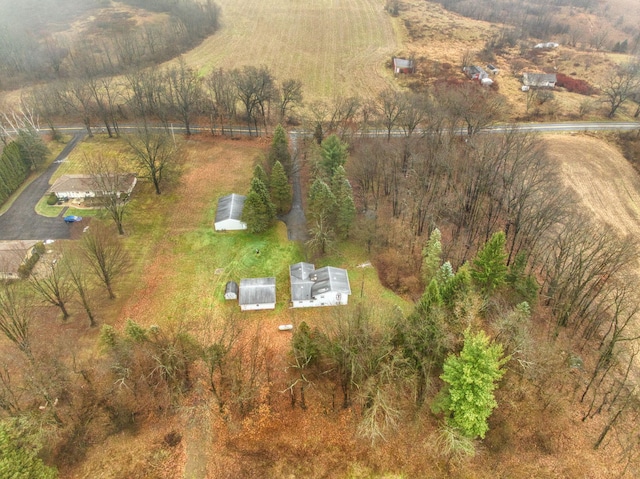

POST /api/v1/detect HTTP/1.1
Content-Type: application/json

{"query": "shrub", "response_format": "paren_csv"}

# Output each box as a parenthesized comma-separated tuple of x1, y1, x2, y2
(46, 193, 58, 205)
(556, 73, 597, 95)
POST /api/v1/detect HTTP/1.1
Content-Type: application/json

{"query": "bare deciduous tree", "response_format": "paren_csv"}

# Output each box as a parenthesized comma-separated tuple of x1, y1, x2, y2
(82, 222, 130, 300)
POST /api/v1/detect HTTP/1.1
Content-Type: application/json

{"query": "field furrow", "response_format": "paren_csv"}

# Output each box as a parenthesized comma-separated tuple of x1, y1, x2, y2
(181, 0, 401, 101)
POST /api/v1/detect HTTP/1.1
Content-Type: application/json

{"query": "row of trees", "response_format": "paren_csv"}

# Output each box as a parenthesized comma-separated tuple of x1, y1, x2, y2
(0, 129, 49, 205)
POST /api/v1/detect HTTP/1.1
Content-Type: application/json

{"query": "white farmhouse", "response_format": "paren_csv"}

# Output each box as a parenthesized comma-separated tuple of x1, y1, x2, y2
(239, 277, 276, 311)
(289, 262, 351, 308)
(214, 193, 247, 231)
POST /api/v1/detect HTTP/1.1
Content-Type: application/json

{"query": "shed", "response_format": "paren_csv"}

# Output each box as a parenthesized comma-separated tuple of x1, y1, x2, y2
(522, 72, 557, 88)
(239, 277, 276, 311)
(49, 174, 137, 200)
(224, 281, 239, 300)
(289, 262, 351, 308)
(393, 57, 415, 74)
(214, 194, 247, 231)
(463, 66, 489, 81)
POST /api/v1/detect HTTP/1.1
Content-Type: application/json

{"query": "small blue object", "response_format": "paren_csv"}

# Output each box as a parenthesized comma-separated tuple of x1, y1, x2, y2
(64, 215, 83, 223)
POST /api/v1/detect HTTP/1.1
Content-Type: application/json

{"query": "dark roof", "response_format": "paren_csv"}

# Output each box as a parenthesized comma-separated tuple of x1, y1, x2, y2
(289, 262, 351, 301)
(215, 194, 246, 223)
(239, 277, 276, 305)
(49, 174, 136, 195)
(464, 65, 488, 77)
(225, 281, 239, 294)
(522, 72, 557, 86)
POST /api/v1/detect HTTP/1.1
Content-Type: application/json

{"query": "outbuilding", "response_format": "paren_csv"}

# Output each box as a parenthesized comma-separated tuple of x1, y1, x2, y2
(239, 277, 276, 311)
(522, 72, 557, 88)
(393, 57, 415, 74)
(224, 281, 239, 300)
(214, 194, 247, 231)
(289, 262, 351, 308)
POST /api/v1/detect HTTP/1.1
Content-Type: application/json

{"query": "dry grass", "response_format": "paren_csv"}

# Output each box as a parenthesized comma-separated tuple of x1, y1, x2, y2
(178, 0, 403, 101)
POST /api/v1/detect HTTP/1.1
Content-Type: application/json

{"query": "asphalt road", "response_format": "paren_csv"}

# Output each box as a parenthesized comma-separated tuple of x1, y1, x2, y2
(0, 133, 84, 241)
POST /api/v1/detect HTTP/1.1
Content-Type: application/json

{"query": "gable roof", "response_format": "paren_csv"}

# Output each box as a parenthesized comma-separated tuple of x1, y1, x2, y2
(522, 72, 557, 87)
(289, 262, 351, 301)
(239, 277, 276, 305)
(215, 194, 246, 223)
(49, 174, 137, 195)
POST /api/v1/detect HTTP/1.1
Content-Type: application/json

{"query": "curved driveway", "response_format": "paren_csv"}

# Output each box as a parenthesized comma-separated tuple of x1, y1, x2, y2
(0, 134, 84, 241)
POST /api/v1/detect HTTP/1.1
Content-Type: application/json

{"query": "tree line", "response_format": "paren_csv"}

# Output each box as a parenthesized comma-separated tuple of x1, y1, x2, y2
(0, 0, 219, 91)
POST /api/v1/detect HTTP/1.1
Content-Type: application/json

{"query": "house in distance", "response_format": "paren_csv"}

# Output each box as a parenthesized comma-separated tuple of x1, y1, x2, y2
(289, 262, 351, 308)
(238, 277, 276, 311)
(214, 193, 247, 231)
(49, 174, 137, 200)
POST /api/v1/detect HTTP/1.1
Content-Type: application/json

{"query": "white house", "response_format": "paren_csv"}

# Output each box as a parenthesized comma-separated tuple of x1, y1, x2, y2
(289, 262, 351, 308)
(49, 174, 137, 200)
(239, 277, 276, 311)
(214, 194, 247, 231)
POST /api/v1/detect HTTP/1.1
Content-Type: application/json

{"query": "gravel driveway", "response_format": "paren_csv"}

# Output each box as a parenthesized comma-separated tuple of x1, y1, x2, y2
(0, 133, 84, 241)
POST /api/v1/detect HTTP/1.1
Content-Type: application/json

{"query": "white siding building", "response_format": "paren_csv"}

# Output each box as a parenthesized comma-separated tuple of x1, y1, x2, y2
(289, 262, 351, 308)
(239, 277, 276, 311)
(214, 194, 247, 231)
(49, 174, 137, 199)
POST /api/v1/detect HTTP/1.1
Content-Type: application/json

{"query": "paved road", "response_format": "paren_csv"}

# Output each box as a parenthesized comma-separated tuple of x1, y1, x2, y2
(0, 133, 84, 241)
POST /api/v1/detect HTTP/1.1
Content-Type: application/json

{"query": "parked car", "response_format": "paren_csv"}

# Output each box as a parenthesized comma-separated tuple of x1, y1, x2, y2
(64, 215, 83, 223)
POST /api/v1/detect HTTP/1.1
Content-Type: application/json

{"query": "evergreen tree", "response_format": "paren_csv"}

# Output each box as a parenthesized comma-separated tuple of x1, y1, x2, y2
(242, 178, 275, 233)
(253, 164, 269, 189)
(307, 178, 336, 224)
(15, 129, 49, 170)
(270, 161, 292, 215)
(439, 329, 506, 439)
(421, 228, 442, 285)
(0, 420, 58, 478)
(320, 134, 348, 177)
(267, 124, 292, 174)
(330, 166, 356, 239)
(471, 231, 508, 297)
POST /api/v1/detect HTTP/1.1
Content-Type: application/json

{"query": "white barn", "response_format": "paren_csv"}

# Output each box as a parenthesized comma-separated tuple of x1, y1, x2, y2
(239, 277, 276, 311)
(49, 174, 137, 199)
(214, 194, 247, 231)
(289, 262, 351, 308)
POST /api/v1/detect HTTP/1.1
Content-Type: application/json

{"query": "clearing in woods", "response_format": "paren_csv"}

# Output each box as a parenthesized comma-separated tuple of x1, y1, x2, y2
(181, 0, 403, 100)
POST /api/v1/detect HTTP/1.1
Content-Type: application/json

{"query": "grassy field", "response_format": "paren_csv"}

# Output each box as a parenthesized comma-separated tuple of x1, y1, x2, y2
(180, 0, 404, 101)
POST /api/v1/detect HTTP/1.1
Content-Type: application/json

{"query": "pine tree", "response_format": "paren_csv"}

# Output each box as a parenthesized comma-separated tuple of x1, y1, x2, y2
(0, 420, 58, 478)
(439, 329, 506, 439)
(268, 124, 292, 174)
(330, 166, 356, 239)
(471, 231, 508, 297)
(242, 178, 275, 233)
(270, 161, 292, 215)
(253, 164, 269, 189)
(320, 134, 348, 177)
(421, 228, 442, 285)
(307, 178, 336, 224)
(16, 129, 50, 170)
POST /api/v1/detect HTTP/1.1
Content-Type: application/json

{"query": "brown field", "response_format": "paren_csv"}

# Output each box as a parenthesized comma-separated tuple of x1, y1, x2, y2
(546, 134, 640, 238)
(180, 0, 403, 101)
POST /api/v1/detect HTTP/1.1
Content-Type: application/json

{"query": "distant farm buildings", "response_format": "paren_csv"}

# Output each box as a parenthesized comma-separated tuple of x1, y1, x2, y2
(463, 65, 489, 81)
(393, 57, 415, 74)
(238, 277, 276, 311)
(289, 262, 351, 308)
(522, 72, 557, 89)
(214, 193, 247, 231)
